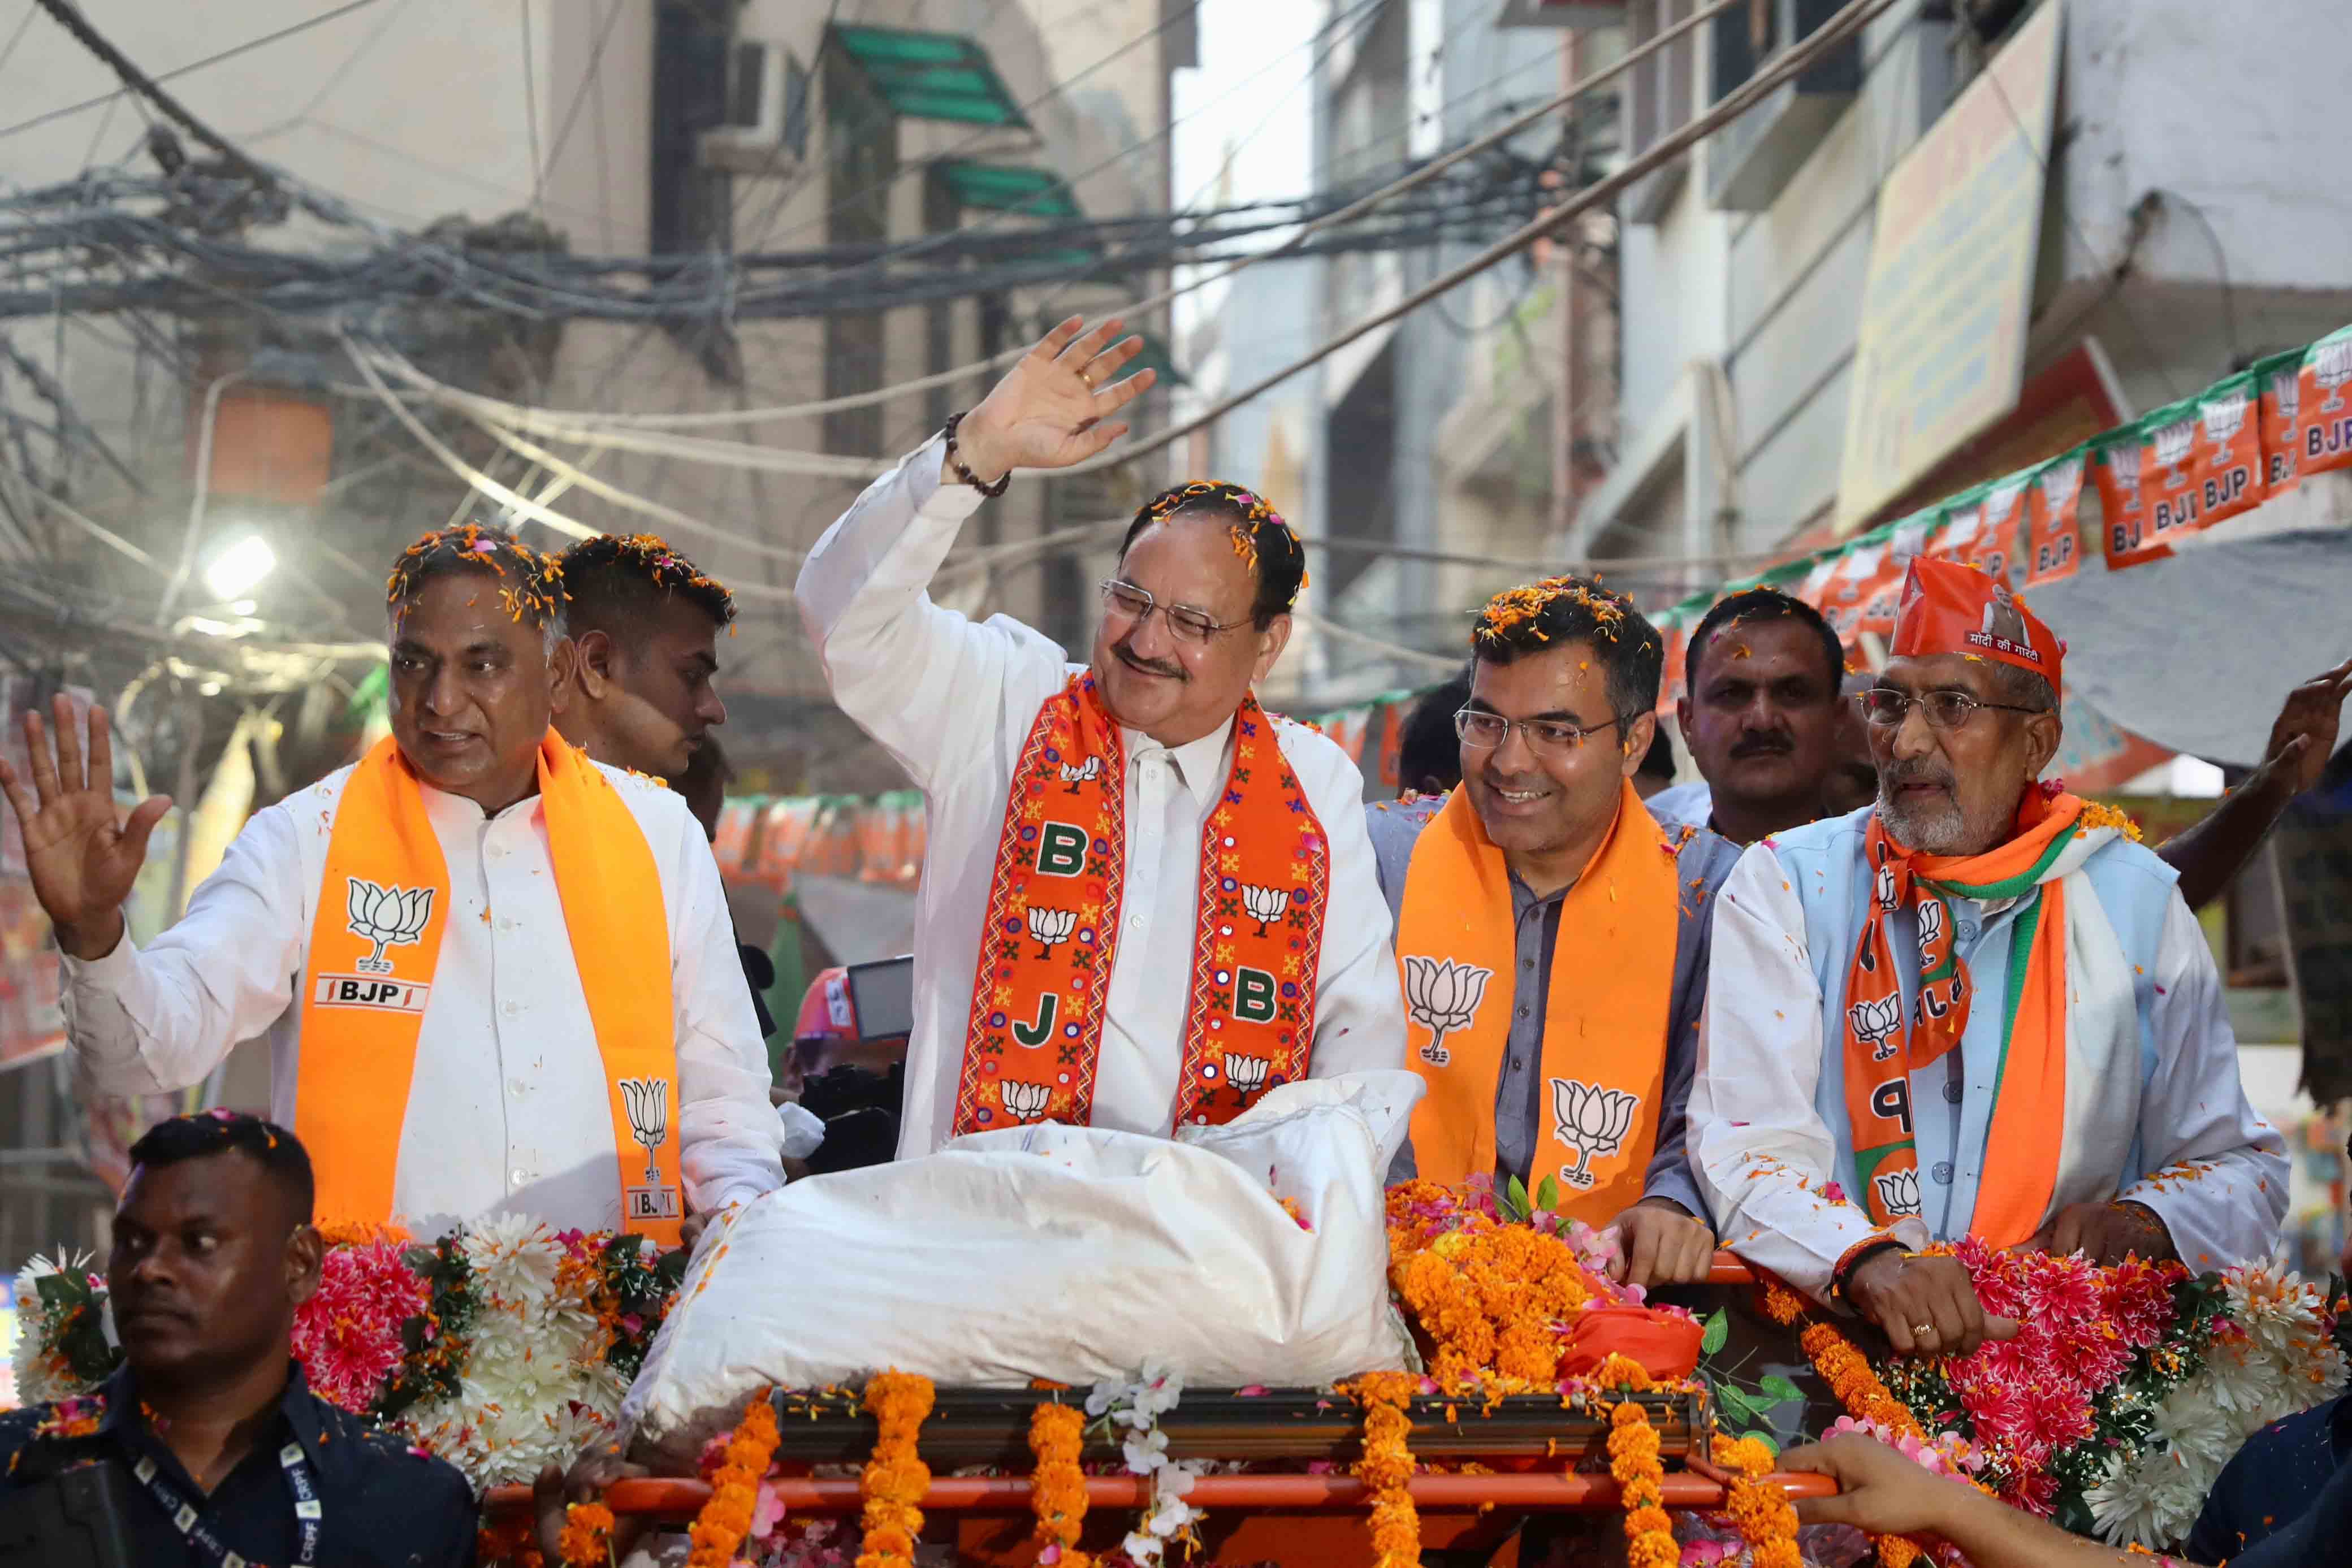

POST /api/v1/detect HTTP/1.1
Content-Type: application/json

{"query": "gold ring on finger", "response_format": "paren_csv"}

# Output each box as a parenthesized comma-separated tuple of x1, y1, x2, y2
(1912, 1322, 1934, 1337)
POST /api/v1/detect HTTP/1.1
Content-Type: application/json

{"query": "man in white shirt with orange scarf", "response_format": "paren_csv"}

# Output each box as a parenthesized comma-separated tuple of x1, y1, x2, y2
(3, 526, 782, 1244)
(1689, 556, 2285, 1355)
(798, 317, 1407, 1155)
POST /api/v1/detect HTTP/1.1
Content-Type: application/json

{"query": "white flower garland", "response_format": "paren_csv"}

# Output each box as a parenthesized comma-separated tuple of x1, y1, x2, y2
(1086, 1362, 1204, 1565)
(2083, 1259, 2350, 1548)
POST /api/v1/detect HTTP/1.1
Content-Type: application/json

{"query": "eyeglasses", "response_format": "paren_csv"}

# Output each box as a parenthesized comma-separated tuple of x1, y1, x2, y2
(1099, 579, 1251, 643)
(1454, 708, 1625, 757)
(1856, 688, 2047, 730)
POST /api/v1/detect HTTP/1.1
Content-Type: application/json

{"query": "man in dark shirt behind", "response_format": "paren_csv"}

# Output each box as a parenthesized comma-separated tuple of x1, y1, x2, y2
(0, 1111, 476, 1567)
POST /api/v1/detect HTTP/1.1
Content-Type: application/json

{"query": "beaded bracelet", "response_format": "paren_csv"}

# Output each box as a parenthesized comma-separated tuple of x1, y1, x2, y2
(941, 412, 1011, 499)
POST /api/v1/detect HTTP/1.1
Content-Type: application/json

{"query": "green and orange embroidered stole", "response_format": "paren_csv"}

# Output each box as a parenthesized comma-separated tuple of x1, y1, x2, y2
(1842, 790, 2090, 1243)
(953, 674, 1329, 1135)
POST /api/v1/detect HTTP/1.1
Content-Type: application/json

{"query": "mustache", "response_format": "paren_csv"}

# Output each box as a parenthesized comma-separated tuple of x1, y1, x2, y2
(1730, 730, 1793, 759)
(1881, 757, 1956, 791)
(1112, 640, 1187, 681)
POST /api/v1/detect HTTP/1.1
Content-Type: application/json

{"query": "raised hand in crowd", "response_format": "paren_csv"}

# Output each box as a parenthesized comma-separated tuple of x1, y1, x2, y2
(949, 315, 1157, 483)
(2164, 653, 2352, 909)
(1606, 1197, 1718, 1290)
(2252, 653, 2352, 794)
(0, 695, 172, 961)
(2026, 1198, 2176, 1267)
(1841, 1249, 2019, 1358)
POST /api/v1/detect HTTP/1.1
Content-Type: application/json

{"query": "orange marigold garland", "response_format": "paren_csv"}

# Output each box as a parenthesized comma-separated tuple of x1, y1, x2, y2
(1028, 1402, 1091, 1568)
(688, 1388, 781, 1568)
(1711, 1433, 1802, 1568)
(1350, 1371, 1422, 1568)
(1385, 1180, 1598, 1391)
(556, 1501, 615, 1567)
(857, 1370, 936, 1568)
(1759, 1276, 1925, 1567)
(1607, 1401, 1676, 1568)
(479, 1517, 546, 1567)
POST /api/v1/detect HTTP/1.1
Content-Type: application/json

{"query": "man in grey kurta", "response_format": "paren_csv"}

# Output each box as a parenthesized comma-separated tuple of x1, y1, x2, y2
(1365, 574, 1741, 1290)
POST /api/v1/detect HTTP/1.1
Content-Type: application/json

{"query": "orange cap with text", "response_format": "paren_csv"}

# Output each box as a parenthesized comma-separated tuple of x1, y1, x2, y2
(1890, 555, 2064, 693)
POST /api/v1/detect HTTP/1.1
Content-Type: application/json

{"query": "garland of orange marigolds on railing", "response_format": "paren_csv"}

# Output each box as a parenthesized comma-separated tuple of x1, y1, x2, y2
(1349, 1371, 1422, 1568)
(1759, 1275, 1924, 1566)
(688, 1388, 781, 1567)
(1713, 1432, 1804, 1568)
(857, 1371, 935, 1568)
(555, 1499, 614, 1567)
(1028, 1401, 1091, 1567)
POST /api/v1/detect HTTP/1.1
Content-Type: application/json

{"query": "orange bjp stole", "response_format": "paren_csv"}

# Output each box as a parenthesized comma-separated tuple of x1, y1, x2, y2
(292, 733, 682, 1243)
(1395, 781, 1676, 1225)
(952, 674, 1327, 1136)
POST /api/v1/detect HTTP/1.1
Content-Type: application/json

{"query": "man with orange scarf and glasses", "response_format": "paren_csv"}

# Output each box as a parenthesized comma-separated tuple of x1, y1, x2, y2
(4, 526, 783, 1244)
(1370, 576, 1740, 1289)
(1688, 557, 2285, 1354)
(798, 317, 1405, 1155)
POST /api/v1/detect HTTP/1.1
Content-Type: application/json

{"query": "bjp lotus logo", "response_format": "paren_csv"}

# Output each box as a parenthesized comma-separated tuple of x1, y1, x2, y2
(2202, 391, 2249, 446)
(1402, 956, 1491, 1067)
(345, 878, 433, 975)
(1225, 1055, 1270, 1097)
(619, 1077, 670, 1186)
(1027, 905, 1076, 959)
(1873, 865, 1898, 912)
(1873, 1168, 1922, 1218)
(1551, 1079, 1638, 1190)
(1849, 995, 1903, 1060)
(1914, 897, 1945, 961)
(1240, 883, 1289, 938)
(1001, 1080, 1053, 1121)
(1057, 757, 1101, 795)
(2315, 337, 2352, 412)
(2152, 418, 2197, 488)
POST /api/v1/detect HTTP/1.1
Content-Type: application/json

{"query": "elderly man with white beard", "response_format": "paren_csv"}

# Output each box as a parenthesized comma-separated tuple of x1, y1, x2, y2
(1686, 556, 2285, 1358)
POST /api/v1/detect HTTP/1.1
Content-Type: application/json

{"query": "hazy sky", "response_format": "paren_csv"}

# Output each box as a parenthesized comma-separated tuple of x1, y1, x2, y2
(1168, 0, 1322, 340)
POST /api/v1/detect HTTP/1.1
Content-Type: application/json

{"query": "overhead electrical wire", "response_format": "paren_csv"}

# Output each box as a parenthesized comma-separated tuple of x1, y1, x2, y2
(383, 0, 1745, 435)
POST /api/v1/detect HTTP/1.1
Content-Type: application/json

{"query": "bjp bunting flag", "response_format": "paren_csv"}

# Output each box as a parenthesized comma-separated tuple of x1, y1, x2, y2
(2294, 323, 2352, 477)
(2023, 448, 2085, 587)
(2256, 348, 2305, 497)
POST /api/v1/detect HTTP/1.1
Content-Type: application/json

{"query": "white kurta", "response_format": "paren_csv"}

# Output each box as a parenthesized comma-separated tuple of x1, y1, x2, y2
(1689, 838, 2288, 1301)
(797, 438, 1408, 1157)
(61, 761, 784, 1235)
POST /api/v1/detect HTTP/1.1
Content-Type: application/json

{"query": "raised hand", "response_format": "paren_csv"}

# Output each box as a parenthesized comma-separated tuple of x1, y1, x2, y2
(953, 316, 1156, 480)
(0, 695, 171, 960)
(2256, 653, 2352, 797)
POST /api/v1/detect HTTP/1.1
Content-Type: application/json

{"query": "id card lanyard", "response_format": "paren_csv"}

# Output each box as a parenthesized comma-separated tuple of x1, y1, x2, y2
(128, 1440, 321, 1568)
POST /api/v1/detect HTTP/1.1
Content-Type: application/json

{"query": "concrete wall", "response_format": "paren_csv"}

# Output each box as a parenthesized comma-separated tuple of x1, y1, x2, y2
(1579, 0, 2352, 572)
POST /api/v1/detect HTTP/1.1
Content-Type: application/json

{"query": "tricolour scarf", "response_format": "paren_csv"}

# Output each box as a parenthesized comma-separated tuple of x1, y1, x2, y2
(1843, 789, 2125, 1244)
(293, 733, 682, 1243)
(952, 674, 1329, 1135)
(1395, 780, 1678, 1226)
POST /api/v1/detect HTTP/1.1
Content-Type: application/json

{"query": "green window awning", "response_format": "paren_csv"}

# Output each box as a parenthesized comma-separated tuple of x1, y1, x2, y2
(830, 24, 1031, 128)
(936, 161, 1080, 219)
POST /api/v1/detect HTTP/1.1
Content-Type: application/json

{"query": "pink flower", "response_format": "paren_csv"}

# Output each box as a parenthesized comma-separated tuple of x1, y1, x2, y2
(1679, 1544, 1737, 1565)
(1235, 1385, 1268, 1397)
(620, 1314, 645, 1336)
(1820, 1181, 1847, 1203)
(750, 1479, 788, 1540)
(289, 1236, 430, 1414)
